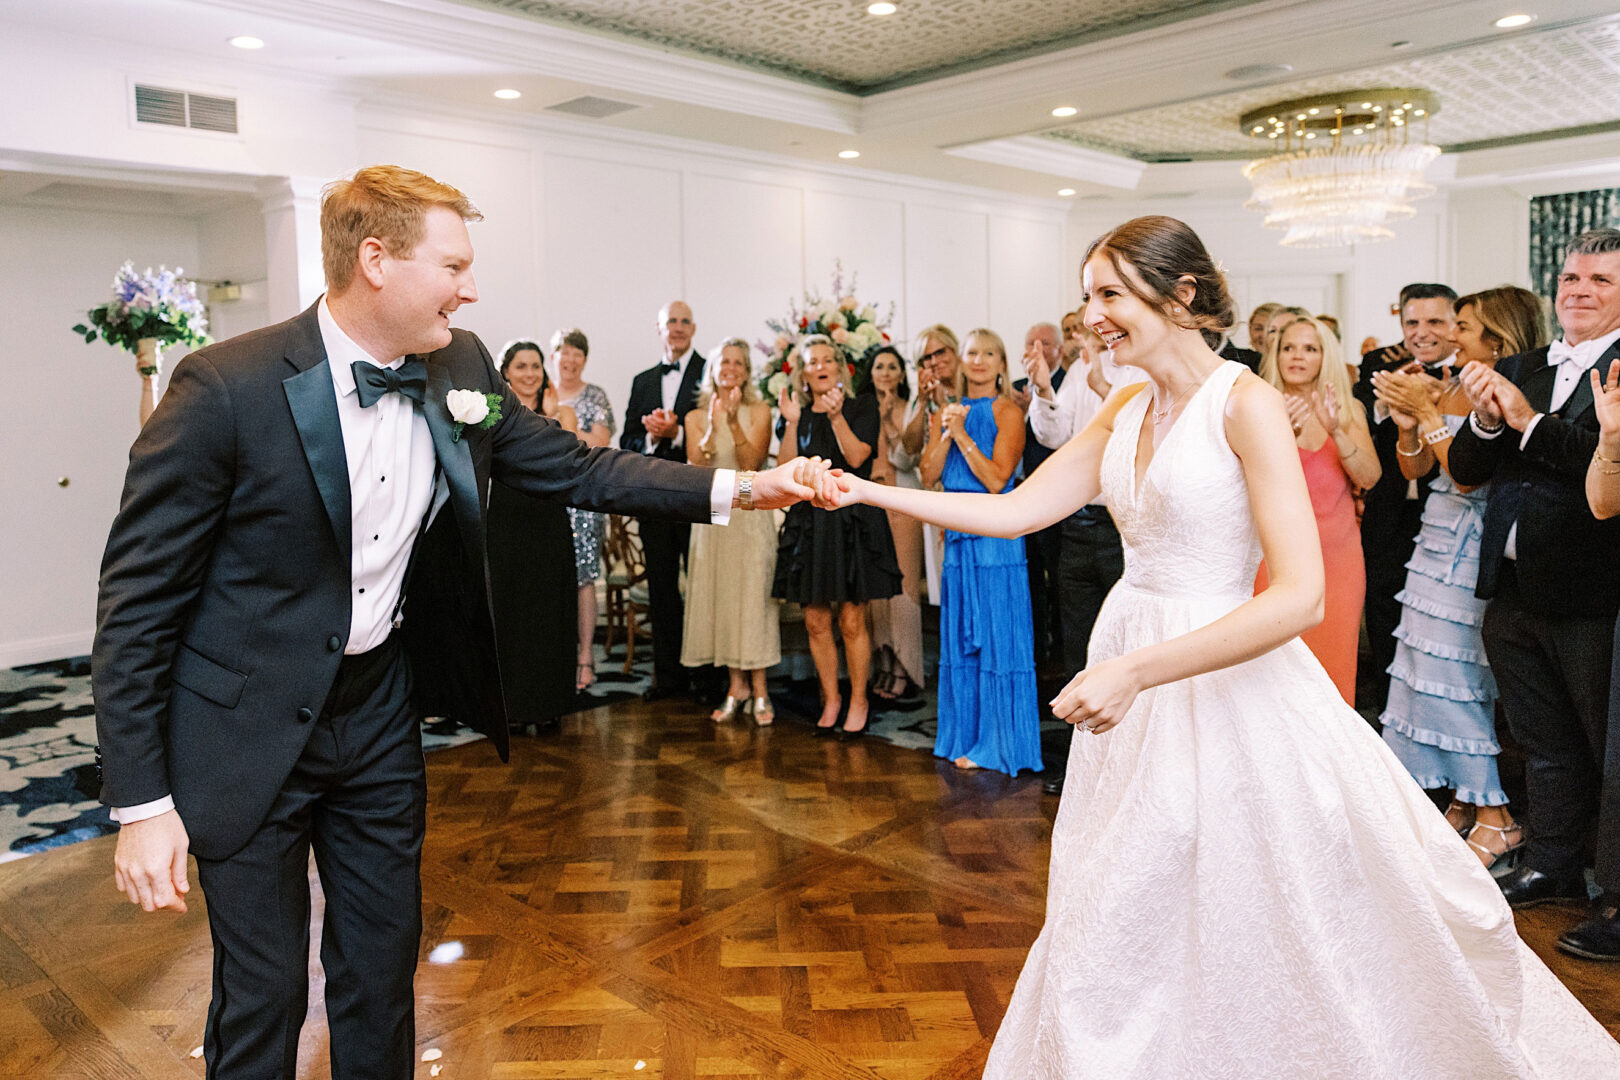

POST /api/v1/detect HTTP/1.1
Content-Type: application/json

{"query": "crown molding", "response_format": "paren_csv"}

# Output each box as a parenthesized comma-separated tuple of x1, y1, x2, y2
(354, 95, 1071, 220)
(193, 0, 861, 134)
(945, 136, 1146, 190)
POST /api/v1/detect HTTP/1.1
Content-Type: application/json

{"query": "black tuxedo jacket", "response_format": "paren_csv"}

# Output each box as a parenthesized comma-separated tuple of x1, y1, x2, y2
(1354, 344, 1441, 536)
(1448, 341, 1620, 617)
(92, 302, 713, 858)
(619, 351, 704, 461)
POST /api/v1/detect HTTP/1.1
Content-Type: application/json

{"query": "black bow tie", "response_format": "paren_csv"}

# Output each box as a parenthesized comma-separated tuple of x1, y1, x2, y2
(353, 360, 428, 408)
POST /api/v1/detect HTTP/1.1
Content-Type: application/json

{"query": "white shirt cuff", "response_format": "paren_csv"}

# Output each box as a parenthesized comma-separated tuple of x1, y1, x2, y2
(709, 468, 736, 525)
(110, 795, 175, 824)
(1519, 413, 1544, 451)
(1469, 412, 1505, 439)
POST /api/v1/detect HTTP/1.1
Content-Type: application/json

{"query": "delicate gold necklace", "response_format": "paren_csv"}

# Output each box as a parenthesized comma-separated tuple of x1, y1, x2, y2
(1152, 375, 1205, 423)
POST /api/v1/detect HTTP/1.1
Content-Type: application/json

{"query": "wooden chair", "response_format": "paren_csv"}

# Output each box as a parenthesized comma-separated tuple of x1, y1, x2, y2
(601, 514, 650, 674)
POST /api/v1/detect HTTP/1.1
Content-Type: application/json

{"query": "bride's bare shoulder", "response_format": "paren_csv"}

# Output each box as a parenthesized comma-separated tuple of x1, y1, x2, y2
(1223, 371, 1294, 453)
(1097, 380, 1150, 428)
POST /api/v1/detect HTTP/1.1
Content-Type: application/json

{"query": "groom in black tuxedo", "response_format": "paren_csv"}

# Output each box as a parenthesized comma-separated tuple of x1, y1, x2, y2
(619, 301, 706, 699)
(93, 166, 824, 1079)
(1449, 227, 1620, 960)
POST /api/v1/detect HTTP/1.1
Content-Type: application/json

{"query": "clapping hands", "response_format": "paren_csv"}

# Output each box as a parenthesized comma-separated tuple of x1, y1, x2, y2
(1459, 363, 1535, 431)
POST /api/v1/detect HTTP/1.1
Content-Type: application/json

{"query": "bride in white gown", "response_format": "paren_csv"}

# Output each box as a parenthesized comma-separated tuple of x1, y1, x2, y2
(821, 215, 1620, 1077)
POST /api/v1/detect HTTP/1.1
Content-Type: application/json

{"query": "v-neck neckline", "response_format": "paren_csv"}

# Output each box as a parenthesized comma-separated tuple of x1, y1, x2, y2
(1130, 364, 1226, 503)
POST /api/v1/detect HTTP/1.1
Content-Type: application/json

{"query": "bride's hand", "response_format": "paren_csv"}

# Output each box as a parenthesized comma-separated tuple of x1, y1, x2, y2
(1050, 656, 1142, 734)
(814, 469, 867, 509)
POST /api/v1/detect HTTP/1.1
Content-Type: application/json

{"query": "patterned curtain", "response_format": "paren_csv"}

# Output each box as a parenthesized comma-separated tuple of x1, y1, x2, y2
(1529, 187, 1620, 301)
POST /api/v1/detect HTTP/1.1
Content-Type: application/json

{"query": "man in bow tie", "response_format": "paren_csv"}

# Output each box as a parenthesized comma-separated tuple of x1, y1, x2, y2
(620, 300, 707, 700)
(1450, 227, 1620, 959)
(92, 166, 829, 1079)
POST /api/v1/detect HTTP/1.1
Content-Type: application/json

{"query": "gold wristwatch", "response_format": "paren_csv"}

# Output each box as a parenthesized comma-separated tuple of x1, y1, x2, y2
(737, 470, 756, 511)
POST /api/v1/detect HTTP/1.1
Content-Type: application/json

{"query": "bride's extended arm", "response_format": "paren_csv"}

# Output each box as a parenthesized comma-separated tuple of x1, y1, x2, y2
(1051, 375, 1325, 731)
(828, 384, 1145, 537)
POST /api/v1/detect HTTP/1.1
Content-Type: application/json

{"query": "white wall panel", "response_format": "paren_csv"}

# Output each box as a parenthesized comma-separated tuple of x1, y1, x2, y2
(538, 154, 684, 419)
(683, 173, 803, 372)
(804, 189, 905, 343)
(0, 207, 200, 665)
(989, 214, 1065, 380)
(904, 204, 989, 352)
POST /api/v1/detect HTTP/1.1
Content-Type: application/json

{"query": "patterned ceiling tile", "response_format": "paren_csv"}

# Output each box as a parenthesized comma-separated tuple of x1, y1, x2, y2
(452, 0, 1253, 91)
(1048, 20, 1620, 159)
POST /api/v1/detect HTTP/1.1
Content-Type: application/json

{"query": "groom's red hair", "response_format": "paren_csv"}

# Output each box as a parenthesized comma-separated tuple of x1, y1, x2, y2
(320, 165, 482, 293)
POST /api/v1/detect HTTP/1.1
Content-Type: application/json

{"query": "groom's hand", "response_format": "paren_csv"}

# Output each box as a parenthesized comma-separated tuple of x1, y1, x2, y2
(114, 808, 191, 913)
(747, 456, 830, 510)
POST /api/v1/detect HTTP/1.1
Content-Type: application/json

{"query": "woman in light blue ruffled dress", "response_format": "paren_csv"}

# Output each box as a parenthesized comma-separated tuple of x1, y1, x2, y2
(1372, 286, 1548, 871)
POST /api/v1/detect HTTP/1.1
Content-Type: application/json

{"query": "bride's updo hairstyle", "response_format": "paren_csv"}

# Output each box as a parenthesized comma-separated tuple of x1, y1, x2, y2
(1083, 215, 1236, 349)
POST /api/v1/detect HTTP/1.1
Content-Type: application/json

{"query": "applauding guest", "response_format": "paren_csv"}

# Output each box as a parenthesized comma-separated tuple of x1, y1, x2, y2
(773, 336, 901, 736)
(1450, 227, 1620, 957)
(899, 324, 960, 457)
(1373, 286, 1547, 869)
(621, 301, 706, 701)
(1258, 315, 1379, 704)
(550, 328, 616, 690)
(682, 339, 780, 725)
(922, 329, 1042, 776)
(488, 340, 580, 727)
(866, 345, 926, 700)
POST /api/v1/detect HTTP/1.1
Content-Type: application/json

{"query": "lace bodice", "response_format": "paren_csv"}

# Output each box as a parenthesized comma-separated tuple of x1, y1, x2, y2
(1099, 361, 1260, 601)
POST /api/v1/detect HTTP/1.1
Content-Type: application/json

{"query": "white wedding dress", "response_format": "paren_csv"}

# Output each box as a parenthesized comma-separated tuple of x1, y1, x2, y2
(983, 361, 1620, 1079)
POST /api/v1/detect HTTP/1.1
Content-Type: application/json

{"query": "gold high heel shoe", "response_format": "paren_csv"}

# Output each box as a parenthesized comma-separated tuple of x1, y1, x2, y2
(710, 695, 746, 723)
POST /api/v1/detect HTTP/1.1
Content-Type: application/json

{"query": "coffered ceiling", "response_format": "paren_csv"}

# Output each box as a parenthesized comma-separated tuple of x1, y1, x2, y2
(451, 0, 1259, 92)
(1048, 16, 1620, 160)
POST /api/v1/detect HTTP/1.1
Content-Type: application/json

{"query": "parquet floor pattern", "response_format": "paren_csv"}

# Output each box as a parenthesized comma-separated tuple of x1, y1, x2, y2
(1, 698, 1616, 1079)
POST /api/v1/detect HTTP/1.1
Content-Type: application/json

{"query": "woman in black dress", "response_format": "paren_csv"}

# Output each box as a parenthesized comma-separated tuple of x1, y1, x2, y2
(773, 335, 902, 736)
(487, 340, 581, 729)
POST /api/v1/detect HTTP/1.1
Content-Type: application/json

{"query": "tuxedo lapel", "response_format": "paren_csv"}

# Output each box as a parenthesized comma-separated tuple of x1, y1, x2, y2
(1557, 340, 1620, 421)
(675, 350, 705, 416)
(281, 312, 351, 560)
(1519, 352, 1557, 413)
(421, 361, 485, 559)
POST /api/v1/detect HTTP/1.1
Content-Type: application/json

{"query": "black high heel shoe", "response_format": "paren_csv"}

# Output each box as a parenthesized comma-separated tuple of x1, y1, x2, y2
(813, 698, 843, 736)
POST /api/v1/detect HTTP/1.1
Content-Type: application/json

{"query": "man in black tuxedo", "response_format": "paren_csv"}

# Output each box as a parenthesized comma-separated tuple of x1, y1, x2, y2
(619, 301, 706, 700)
(94, 166, 826, 1079)
(1449, 227, 1620, 959)
(1353, 283, 1455, 711)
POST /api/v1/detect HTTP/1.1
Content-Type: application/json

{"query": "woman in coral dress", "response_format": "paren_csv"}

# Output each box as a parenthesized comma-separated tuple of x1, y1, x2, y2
(1257, 314, 1380, 704)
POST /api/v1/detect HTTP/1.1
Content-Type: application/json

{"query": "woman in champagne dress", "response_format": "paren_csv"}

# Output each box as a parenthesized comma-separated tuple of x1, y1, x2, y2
(824, 216, 1620, 1077)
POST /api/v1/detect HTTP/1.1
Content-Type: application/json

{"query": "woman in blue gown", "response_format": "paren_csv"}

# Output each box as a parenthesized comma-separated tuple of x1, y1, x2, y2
(921, 327, 1042, 775)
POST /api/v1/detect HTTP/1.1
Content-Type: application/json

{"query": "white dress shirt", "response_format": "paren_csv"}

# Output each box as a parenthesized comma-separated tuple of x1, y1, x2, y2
(1468, 325, 1620, 559)
(1027, 354, 1146, 506)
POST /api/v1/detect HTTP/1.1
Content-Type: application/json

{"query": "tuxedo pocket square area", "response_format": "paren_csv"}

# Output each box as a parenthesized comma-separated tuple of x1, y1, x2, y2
(171, 644, 248, 709)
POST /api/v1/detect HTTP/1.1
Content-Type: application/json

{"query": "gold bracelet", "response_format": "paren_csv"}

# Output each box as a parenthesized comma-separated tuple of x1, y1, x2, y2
(1593, 450, 1620, 475)
(1395, 437, 1425, 457)
(1595, 444, 1620, 465)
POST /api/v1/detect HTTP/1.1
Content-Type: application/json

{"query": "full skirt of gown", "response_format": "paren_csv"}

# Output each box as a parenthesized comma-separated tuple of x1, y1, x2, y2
(983, 361, 1620, 1078)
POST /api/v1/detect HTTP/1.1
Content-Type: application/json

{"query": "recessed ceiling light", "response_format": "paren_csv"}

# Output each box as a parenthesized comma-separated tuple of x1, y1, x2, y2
(1057, 188, 1076, 197)
(867, 2, 898, 14)
(1051, 105, 1078, 118)
(493, 88, 522, 100)
(1494, 14, 1535, 28)
(838, 149, 861, 159)
(228, 36, 264, 49)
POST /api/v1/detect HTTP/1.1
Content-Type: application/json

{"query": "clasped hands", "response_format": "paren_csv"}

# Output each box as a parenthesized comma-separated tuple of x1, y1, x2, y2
(1456, 362, 1535, 431)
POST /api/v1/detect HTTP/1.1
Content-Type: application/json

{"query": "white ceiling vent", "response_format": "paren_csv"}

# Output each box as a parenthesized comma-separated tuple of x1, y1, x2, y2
(133, 84, 239, 134)
(544, 95, 639, 119)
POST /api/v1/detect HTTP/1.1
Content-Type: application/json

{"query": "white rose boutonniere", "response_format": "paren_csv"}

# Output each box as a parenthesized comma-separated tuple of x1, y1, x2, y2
(446, 388, 503, 442)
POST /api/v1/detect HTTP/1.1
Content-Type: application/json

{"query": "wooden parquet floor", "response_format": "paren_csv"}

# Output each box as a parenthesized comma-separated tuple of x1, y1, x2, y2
(2, 697, 1616, 1079)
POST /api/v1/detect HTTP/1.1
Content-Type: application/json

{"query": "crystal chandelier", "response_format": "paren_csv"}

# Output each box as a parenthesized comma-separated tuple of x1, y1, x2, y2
(1241, 89, 1441, 248)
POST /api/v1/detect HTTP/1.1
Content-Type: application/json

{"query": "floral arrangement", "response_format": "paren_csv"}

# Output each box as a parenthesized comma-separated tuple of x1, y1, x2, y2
(755, 260, 894, 408)
(71, 261, 210, 371)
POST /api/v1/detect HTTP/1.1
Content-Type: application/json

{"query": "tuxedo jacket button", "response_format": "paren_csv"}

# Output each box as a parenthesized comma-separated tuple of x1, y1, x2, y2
(327, 635, 342, 652)
(297, 707, 314, 724)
